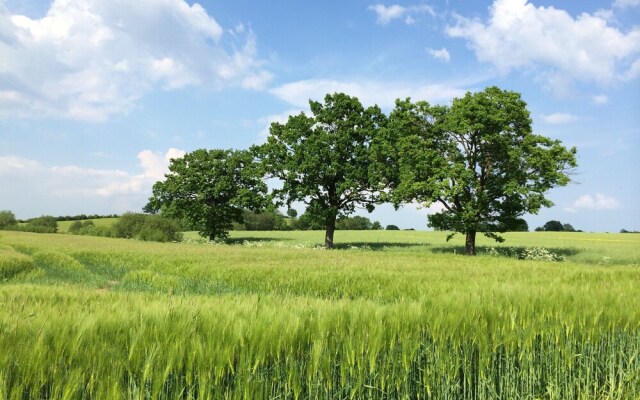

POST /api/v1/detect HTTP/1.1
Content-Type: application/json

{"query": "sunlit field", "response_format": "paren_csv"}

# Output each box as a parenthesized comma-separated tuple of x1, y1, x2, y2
(1, 230, 639, 399)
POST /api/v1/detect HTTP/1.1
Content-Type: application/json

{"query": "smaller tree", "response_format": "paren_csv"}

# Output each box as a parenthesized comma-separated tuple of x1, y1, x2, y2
(336, 215, 374, 230)
(0, 210, 17, 229)
(286, 208, 298, 219)
(242, 209, 287, 231)
(386, 224, 400, 230)
(292, 210, 325, 230)
(146, 149, 268, 241)
(540, 220, 564, 232)
(536, 220, 577, 232)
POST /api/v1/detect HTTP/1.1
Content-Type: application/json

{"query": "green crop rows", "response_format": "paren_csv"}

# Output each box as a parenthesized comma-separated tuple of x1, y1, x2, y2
(1, 230, 639, 399)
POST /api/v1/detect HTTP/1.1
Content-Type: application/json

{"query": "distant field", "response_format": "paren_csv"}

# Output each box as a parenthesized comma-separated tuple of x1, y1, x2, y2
(56, 217, 120, 233)
(1, 230, 639, 398)
(187, 229, 640, 265)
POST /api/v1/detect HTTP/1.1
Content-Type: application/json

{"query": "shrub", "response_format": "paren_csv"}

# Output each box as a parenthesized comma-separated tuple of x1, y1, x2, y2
(29, 216, 58, 230)
(135, 216, 183, 242)
(113, 213, 147, 239)
(336, 216, 373, 230)
(386, 224, 400, 230)
(485, 246, 564, 262)
(5, 215, 59, 233)
(520, 247, 565, 262)
(113, 213, 182, 242)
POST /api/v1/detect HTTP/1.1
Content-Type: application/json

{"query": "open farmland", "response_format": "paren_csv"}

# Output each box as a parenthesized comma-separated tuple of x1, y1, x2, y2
(1, 230, 639, 399)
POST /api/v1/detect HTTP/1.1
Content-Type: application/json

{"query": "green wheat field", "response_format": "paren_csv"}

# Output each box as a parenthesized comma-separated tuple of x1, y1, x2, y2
(1, 229, 639, 399)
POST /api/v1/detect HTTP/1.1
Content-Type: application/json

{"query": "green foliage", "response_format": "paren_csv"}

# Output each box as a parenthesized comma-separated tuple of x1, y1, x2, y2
(55, 213, 119, 221)
(8, 215, 59, 233)
(386, 224, 400, 230)
(385, 87, 576, 255)
(286, 208, 298, 218)
(336, 215, 374, 230)
(485, 246, 565, 262)
(257, 92, 387, 248)
(240, 209, 288, 231)
(291, 210, 325, 230)
(147, 149, 268, 241)
(113, 212, 147, 238)
(112, 213, 182, 242)
(541, 220, 564, 231)
(536, 220, 577, 232)
(0, 210, 17, 230)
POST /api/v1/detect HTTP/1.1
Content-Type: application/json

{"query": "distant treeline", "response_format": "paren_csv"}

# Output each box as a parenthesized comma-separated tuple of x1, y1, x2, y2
(13, 214, 120, 223)
(233, 210, 395, 232)
(55, 214, 119, 222)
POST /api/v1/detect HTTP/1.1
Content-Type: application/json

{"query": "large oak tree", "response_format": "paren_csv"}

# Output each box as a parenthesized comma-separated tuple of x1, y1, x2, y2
(386, 87, 577, 255)
(256, 93, 386, 248)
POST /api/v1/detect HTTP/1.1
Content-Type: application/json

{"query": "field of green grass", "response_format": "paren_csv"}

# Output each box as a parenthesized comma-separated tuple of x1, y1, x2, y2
(56, 217, 120, 233)
(1, 230, 639, 399)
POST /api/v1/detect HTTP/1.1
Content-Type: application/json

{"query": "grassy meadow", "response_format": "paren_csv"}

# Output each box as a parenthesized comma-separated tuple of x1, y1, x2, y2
(1, 229, 639, 399)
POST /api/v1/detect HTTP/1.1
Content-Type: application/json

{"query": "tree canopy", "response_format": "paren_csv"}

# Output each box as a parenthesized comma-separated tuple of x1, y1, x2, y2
(385, 87, 576, 254)
(146, 149, 268, 241)
(142, 87, 577, 252)
(256, 92, 387, 248)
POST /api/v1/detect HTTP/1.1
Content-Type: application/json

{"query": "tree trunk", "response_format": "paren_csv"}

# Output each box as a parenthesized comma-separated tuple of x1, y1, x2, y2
(465, 229, 477, 255)
(324, 213, 337, 249)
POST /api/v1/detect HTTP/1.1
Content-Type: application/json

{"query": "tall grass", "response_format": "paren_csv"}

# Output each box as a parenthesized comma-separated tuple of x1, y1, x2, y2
(1, 230, 639, 398)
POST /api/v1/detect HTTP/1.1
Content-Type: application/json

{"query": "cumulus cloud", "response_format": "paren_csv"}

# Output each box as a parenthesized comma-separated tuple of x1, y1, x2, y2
(427, 47, 450, 62)
(565, 193, 620, 213)
(541, 112, 579, 124)
(0, 148, 184, 217)
(368, 4, 435, 25)
(446, 0, 640, 88)
(270, 79, 466, 109)
(0, 0, 271, 121)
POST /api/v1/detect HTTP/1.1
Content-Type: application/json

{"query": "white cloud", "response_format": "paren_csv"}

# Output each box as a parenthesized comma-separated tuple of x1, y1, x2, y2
(0, 148, 184, 217)
(591, 94, 609, 105)
(0, 0, 270, 121)
(446, 0, 640, 88)
(368, 4, 435, 25)
(427, 47, 451, 62)
(242, 71, 275, 91)
(257, 109, 305, 142)
(565, 193, 620, 213)
(614, 0, 640, 8)
(137, 148, 186, 181)
(541, 112, 579, 124)
(270, 79, 467, 109)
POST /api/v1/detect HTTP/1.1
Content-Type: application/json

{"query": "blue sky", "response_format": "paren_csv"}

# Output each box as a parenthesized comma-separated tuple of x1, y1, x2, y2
(1, 0, 639, 232)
